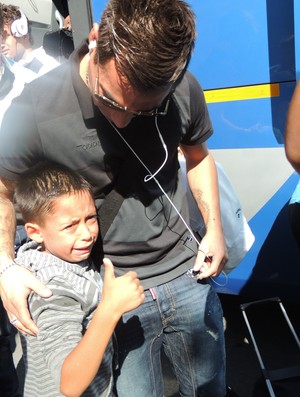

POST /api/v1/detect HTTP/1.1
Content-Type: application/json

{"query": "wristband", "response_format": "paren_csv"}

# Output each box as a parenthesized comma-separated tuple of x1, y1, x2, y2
(0, 260, 16, 278)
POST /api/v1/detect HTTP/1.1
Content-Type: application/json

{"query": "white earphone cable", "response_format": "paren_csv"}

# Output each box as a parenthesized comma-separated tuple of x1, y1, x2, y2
(108, 117, 227, 286)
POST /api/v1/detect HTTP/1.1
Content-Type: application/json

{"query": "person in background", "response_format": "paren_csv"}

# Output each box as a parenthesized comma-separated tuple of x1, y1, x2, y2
(285, 79, 300, 248)
(285, 80, 300, 172)
(287, 179, 300, 248)
(14, 161, 144, 397)
(1, 4, 59, 76)
(0, 7, 35, 124)
(0, 1, 228, 395)
(52, 0, 69, 21)
(43, 0, 74, 61)
(0, 5, 35, 395)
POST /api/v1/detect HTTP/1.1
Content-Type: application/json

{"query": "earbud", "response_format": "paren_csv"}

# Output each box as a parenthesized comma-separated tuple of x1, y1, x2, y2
(10, 10, 28, 38)
(88, 40, 97, 53)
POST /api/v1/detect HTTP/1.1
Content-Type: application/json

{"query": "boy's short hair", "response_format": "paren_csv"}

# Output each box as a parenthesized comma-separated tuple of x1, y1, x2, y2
(15, 161, 94, 224)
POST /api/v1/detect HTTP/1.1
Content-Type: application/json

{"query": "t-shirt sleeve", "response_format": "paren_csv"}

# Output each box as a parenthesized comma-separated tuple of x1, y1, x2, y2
(179, 72, 213, 146)
(28, 279, 87, 389)
(0, 83, 44, 181)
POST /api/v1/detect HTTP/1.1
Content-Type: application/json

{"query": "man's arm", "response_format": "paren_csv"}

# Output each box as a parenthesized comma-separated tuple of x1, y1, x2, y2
(180, 143, 227, 278)
(0, 178, 16, 262)
(0, 177, 52, 335)
(285, 80, 300, 173)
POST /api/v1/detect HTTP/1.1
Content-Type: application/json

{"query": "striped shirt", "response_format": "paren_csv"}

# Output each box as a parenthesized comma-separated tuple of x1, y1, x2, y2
(16, 241, 114, 397)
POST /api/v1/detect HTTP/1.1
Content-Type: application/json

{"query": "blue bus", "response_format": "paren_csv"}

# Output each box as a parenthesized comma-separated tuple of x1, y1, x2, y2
(91, 0, 300, 302)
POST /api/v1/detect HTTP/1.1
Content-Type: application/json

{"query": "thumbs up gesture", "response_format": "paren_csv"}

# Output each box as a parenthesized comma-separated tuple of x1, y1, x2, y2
(101, 258, 145, 316)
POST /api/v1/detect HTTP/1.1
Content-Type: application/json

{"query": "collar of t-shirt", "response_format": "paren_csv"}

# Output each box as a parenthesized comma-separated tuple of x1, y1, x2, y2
(70, 40, 96, 121)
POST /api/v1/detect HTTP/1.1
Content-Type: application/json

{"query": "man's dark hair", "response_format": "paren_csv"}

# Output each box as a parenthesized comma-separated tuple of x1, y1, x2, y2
(15, 162, 94, 224)
(96, 0, 196, 92)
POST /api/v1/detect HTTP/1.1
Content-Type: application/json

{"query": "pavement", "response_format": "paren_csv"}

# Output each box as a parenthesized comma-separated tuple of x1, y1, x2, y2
(11, 293, 300, 396)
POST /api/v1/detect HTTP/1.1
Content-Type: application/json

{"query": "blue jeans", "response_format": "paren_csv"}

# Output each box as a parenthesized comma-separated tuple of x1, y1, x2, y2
(14, 225, 30, 252)
(0, 225, 29, 396)
(114, 272, 226, 397)
(0, 224, 29, 337)
(0, 301, 20, 397)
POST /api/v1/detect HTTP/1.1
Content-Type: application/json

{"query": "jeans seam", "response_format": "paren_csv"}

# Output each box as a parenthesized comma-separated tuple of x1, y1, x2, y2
(150, 331, 163, 397)
(161, 280, 196, 396)
(164, 330, 196, 397)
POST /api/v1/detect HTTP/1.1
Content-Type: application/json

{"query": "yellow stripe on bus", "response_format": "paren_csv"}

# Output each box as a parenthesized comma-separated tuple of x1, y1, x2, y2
(204, 83, 280, 103)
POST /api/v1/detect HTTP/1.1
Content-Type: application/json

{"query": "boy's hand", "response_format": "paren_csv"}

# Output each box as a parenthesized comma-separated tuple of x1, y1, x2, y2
(101, 258, 145, 315)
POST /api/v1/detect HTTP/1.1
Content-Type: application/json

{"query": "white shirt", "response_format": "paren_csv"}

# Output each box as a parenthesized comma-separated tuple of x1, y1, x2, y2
(19, 47, 60, 76)
(0, 55, 36, 126)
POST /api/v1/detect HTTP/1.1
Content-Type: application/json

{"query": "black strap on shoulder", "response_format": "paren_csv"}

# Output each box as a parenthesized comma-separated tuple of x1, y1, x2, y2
(91, 188, 124, 269)
(97, 143, 139, 239)
(98, 188, 124, 239)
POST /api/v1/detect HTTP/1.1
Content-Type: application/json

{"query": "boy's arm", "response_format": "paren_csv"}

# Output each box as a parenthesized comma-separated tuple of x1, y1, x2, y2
(60, 259, 144, 397)
(0, 177, 52, 335)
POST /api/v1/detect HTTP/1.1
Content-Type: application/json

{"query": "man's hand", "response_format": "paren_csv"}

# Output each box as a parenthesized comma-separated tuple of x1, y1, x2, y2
(0, 263, 52, 335)
(192, 231, 228, 279)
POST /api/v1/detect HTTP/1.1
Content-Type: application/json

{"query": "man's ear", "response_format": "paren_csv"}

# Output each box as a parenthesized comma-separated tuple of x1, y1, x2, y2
(88, 22, 99, 51)
(24, 223, 44, 243)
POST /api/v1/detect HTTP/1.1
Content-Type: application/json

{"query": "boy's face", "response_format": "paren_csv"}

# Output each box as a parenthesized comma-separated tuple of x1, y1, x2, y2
(34, 191, 99, 263)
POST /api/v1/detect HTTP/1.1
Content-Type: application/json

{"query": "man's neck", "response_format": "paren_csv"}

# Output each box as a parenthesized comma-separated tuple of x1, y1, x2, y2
(79, 52, 90, 87)
(19, 46, 34, 63)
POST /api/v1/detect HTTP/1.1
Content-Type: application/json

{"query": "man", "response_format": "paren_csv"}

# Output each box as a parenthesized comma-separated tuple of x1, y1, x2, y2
(1, 4, 59, 76)
(0, 1, 228, 395)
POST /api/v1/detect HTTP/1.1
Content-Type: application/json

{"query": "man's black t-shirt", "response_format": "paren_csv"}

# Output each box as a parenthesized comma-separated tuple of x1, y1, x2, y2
(0, 41, 213, 288)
